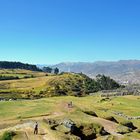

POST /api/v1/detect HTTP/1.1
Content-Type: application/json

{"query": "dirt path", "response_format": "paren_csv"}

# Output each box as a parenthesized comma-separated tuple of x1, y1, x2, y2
(0, 112, 64, 140)
(11, 124, 49, 140)
(0, 112, 63, 130)
(92, 117, 123, 139)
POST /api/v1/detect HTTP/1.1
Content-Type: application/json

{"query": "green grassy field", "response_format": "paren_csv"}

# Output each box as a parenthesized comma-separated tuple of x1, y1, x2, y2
(0, 69, 52, 99)
(0, 69, 46, 78)
(0, 69, 140, 139)
(0, 95, 140, 140)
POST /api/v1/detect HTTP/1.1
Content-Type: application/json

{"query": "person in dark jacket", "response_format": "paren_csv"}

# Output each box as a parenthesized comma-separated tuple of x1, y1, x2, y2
(34, 122, 38, 135)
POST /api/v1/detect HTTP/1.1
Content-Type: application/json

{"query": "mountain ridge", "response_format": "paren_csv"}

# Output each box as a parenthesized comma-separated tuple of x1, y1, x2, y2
(51, 60, 140, 84)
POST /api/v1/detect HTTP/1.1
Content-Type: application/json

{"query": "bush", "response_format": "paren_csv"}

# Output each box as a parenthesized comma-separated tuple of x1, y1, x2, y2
(72, 122, 107, 140)
(1, 131, 16, 140)
(0, 75, 19, 81)
(23, 75, 34, 79)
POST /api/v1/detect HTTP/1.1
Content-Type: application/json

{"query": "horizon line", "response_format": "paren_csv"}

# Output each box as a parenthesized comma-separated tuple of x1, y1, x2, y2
(0, 59, 140, 65)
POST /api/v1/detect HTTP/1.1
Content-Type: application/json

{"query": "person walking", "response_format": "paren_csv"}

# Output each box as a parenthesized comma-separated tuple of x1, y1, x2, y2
(34, 122, 38, 135)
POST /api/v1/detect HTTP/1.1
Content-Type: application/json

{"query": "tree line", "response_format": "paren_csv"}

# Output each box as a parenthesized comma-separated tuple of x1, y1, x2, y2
(0, 75, 19, 80)
(79, 73, 121, 94)
(42, 67, 59, 74)
(0, 61, 60, 75)
(0, 61, 42, 71)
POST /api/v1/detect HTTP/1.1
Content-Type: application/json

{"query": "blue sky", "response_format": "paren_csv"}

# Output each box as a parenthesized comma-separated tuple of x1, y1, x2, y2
(0, 0, 140, 64)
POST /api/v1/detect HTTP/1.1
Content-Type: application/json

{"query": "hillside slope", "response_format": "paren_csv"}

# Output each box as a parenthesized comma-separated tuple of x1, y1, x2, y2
(0, 70, 120, 99)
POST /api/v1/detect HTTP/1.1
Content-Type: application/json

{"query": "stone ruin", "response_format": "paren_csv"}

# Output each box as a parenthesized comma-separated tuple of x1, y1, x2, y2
(61, 119, 76, 132)
(112, 111, 140, 120)
(101, 88, 140, 98)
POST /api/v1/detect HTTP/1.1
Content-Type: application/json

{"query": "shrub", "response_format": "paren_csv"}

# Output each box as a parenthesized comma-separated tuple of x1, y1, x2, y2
(1, 131, 16, 140)
(72, 122, 107, 140)
(0, 75, 19, 81)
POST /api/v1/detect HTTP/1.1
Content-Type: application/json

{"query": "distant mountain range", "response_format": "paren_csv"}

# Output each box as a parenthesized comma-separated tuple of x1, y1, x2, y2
(52, 60, 140, 84)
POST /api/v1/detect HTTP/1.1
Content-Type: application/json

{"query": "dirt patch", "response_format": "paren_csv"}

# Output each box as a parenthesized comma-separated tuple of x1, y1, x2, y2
(0, 112, 64, 140)
(91, 116, 124, 138)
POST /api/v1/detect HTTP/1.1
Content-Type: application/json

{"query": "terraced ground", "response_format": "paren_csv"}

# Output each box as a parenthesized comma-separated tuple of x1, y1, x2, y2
(0, 95, 140, 140)
(0, 69, 88, 99)
(0, 69, 55, 99)
(0, 69, 139, 139)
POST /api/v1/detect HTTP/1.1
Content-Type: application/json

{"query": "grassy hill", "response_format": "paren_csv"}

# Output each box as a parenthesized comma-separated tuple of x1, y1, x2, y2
(0, 72, 86, 99)
(0, 69, 120, 99)
(0, 69, 48, 99)
(0, 69, 45, 78)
